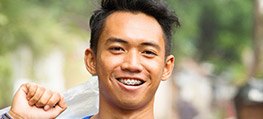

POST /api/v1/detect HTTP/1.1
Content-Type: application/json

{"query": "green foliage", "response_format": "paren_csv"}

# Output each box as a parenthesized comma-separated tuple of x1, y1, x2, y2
(0, 0, 93, 107)
(0, 0, 254, 108)
(0, 54, 12, 108)
(0, 0, 93, 56)
(168, 0, 253, 80)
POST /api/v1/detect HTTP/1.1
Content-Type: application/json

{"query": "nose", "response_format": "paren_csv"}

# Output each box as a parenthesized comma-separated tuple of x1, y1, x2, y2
(121, 50, 143, 73)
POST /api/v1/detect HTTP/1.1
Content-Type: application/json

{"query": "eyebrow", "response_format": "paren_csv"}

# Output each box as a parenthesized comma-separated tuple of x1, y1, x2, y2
(140, 42, 161, 51)
(105, 37, 161, 50)
(105, 37, 128, 45)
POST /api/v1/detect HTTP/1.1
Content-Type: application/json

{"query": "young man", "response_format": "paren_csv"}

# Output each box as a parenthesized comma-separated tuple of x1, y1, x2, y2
(234, 79, 263, 119)
(2, 0, 180, 118)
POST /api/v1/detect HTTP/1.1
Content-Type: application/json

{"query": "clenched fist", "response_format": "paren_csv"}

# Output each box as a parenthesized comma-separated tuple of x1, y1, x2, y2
(9, 83, 67, 119)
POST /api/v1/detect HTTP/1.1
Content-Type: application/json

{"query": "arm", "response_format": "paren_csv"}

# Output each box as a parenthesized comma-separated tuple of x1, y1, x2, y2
(7, 83, 67, 119)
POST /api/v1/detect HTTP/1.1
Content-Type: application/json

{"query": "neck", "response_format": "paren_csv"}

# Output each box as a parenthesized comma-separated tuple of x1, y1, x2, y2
(95, 95, 155, 119)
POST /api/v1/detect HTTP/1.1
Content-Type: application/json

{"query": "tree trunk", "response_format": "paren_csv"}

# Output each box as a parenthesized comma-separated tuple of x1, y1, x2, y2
(251, 0, 263, 78)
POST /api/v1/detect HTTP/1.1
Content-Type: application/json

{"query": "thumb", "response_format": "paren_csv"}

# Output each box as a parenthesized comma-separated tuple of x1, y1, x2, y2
(12, 84, 29, 106)
(10, 84, 29, 117)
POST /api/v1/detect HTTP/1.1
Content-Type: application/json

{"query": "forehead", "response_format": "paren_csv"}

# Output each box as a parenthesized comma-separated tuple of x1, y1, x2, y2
(99, 11, 164, 46)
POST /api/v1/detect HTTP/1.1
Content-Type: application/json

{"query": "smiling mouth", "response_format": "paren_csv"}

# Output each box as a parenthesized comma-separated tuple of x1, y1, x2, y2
(117, 78, 145, 86)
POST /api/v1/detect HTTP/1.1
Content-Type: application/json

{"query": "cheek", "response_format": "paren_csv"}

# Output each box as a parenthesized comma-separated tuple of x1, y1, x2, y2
(142, 58, 164, 78)
(97, 54, 123, 75)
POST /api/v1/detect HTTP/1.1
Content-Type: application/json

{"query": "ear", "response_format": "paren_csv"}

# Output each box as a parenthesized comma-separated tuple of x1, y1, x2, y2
(84, 48, 97, 75)
(161, 55, 175, 81)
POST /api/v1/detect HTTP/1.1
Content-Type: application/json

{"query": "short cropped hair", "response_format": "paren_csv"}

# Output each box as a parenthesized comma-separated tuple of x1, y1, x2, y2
(234, 79, 263, 119)
(89, 0, 180, 56)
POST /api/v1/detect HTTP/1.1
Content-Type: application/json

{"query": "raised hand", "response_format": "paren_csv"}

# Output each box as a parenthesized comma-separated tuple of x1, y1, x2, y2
(9, 83, 67, 119)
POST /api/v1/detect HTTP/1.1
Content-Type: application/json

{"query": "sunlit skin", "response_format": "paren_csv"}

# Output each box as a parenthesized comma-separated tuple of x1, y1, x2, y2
(8, 83, 67, 119)
(6, 11, 174, 119)
(85, 11, 175, 119)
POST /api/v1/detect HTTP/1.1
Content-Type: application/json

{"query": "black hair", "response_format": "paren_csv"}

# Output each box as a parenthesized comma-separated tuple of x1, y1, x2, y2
(89, 0, 180, 56)
(234, 79, 263, 119)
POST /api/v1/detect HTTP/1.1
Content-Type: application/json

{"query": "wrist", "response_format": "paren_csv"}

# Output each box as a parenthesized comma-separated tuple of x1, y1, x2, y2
(1, 112, 12, 119)
(8, 110, 23, 119)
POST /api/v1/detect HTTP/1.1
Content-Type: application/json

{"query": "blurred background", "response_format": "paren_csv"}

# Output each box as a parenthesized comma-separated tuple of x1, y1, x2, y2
(0, 0, 262, 119)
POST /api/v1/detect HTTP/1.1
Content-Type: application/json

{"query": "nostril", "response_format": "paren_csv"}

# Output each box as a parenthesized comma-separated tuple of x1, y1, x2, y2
(120, 62, 143, 73)
(121, 51, 143, 71)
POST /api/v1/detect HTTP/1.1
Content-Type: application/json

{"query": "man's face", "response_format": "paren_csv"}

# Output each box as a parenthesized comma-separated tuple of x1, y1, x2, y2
(239, 105, 263, 119)
(86, 11, 174, 110)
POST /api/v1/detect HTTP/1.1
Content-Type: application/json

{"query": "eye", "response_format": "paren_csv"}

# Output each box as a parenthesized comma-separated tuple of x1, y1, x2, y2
(109, 46, 125, 54)
(142, 50, 157, 57)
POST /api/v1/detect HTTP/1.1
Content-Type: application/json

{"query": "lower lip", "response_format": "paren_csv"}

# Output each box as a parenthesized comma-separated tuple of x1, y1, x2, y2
(116, 79, 144, 92)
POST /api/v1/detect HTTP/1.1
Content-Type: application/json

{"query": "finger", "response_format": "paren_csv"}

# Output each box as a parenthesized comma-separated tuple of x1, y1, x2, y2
(26, 83, 37, 100)
(35, 90, 52, 108)
(58, 95, 67, 110)
(9, 83, 29, 116)
(48, 98, 67, 118)
(44, 92, 60, 111)
(28, 86, 45, 106)
(20, 83, 29, 94)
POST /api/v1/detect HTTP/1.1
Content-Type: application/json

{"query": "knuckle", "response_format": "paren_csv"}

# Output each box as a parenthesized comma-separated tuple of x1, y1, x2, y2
(29, 98, 37, 105)
(27, 82, 36, 87)
(46, 90, 52, 95)
(61, 96, 65, 101)
(30, 84, 37, 90)
(45, 90, 53, 98)
(48, 100, 56, 106)
(37, 98, 48, 106)
(37, 101, 45, 106)
(54, 92, 60, 98)
(21, 83, 27, 88)
(31, 96, 39, 102)
(32, 92, 41, 99)
(29, 91, 35, 96)
(36, 103, 44, 107)
(39, 86, 45, 91)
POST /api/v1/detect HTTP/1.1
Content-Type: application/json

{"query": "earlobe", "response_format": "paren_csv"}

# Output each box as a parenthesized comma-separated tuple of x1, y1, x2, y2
(161, 55, 175, 81)
(84, 48, 97, 75)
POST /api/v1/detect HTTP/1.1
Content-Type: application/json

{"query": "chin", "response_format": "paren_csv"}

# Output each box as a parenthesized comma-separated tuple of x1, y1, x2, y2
(116, 97, 153, 111)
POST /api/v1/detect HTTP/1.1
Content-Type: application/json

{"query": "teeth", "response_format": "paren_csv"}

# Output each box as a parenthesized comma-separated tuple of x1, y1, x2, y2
(119, 79, 143, 86)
